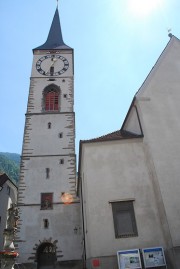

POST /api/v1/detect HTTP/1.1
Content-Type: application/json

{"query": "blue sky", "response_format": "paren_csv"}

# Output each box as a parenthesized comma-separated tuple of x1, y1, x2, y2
(0, 0, 180, 154)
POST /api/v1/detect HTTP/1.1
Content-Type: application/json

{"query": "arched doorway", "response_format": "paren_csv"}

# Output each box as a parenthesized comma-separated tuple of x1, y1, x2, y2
(37, 242, 57, 269)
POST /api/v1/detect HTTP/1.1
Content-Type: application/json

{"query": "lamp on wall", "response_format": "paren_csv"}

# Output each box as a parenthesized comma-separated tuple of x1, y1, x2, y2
(61, 192, 73, 205)
(0, 186, 3, 191)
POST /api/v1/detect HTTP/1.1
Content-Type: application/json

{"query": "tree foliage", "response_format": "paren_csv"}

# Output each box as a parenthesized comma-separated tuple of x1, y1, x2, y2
(0, 153, 20, 186)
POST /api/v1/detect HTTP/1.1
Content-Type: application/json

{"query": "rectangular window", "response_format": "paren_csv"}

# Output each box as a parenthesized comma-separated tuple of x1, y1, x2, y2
(46, 168, 50, 179)
(45, 91, 59, 111)
(59, 159, 64, 164)
(111, 200, 138, 238)
(43, 219, 49, 229)
(41, 193, 53, 210)
(7, 186, 10, 195)
(59, 132, 63, 138)
(48, 122, 51, 129)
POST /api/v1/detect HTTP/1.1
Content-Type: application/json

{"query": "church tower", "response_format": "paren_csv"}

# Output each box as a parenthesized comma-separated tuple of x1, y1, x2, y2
(16, 6, 82, 268)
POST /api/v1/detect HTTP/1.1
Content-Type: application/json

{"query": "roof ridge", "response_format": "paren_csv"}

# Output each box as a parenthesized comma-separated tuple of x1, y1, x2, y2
(81, 129, 142, 143)
(136, 35, 177, 97)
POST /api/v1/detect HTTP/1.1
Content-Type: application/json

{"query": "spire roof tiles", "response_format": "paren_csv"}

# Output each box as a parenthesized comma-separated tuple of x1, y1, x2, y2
(34, 7, 71, 51)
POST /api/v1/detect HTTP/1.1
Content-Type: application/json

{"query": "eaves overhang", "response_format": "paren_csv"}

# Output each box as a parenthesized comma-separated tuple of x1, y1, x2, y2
(0, 173, 18, 189)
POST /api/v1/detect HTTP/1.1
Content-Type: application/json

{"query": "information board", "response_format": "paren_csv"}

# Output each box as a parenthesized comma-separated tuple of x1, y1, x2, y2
(142, 247, 166, 268)
(117, 249, 142, 269)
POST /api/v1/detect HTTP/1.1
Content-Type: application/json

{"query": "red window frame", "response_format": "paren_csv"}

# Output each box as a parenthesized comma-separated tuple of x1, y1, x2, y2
(45, 90, 59, 111)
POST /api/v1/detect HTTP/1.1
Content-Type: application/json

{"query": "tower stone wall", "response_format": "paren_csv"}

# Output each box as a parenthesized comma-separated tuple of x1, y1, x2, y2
(16, 9, 82, 266)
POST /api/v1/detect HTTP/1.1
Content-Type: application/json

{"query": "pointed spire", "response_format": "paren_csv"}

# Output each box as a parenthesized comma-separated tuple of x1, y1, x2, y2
(34, 7, 71, 51)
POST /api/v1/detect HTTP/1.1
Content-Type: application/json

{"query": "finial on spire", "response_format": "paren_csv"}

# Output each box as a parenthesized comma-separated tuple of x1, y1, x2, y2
(57, 0, 59, 7)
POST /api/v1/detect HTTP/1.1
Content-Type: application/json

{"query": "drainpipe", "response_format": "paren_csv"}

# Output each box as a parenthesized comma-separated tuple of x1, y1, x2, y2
(80, 175, 87, 269)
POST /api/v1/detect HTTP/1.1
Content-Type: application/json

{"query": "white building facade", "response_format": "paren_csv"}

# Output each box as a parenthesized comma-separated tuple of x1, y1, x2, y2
(78, 36, 180, 269)
(0, 173, 17, 250)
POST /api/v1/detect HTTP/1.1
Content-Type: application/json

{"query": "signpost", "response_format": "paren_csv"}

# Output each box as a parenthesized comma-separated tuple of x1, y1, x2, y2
(117, 249, 142, 269)
(142, 247, 167, 268)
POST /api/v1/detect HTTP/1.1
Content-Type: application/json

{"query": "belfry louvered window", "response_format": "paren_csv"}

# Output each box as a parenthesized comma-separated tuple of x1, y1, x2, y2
(45, 90, 59, 111)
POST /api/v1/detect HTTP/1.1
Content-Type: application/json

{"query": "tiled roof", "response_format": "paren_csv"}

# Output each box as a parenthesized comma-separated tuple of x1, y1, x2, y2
(0, 173, 9, 187)
(34, 8, 71, 51)
(81, 129, 143, 144)
(0, 173, 17, 189)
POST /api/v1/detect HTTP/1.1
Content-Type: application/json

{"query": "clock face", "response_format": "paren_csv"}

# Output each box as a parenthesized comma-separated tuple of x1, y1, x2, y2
(36, 55, 69, 76)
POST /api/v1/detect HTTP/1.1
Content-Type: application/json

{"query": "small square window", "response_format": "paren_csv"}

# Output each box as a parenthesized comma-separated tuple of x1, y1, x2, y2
(111, 200, 138, 238)
(59, 159, 64, 164)
(63, 94, 67, 98)
(59, 132, 63, 138)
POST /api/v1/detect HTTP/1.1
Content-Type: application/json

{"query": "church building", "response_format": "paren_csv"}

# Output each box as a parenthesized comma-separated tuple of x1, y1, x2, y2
(16, 4, 180, 269)
(78, 34, 180, 269)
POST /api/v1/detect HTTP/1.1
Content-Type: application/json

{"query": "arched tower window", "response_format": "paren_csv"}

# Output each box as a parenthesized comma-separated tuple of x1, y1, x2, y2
(43, 85, 60, 111)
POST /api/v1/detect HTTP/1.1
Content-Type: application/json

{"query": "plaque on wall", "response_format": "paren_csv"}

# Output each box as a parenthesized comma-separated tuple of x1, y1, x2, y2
(142, 247, 167, 268)
(117, 249, 142, 269)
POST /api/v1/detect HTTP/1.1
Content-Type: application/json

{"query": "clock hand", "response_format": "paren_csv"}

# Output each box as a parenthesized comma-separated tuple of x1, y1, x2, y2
(46, 58, 57, 75)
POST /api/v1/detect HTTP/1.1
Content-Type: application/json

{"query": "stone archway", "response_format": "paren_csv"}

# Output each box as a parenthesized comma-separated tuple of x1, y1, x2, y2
(37, 242, 57, 269)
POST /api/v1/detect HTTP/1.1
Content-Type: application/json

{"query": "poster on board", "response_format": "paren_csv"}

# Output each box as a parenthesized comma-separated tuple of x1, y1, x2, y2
(117, 249, 142, 269)
(142, 247, 166, 268)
